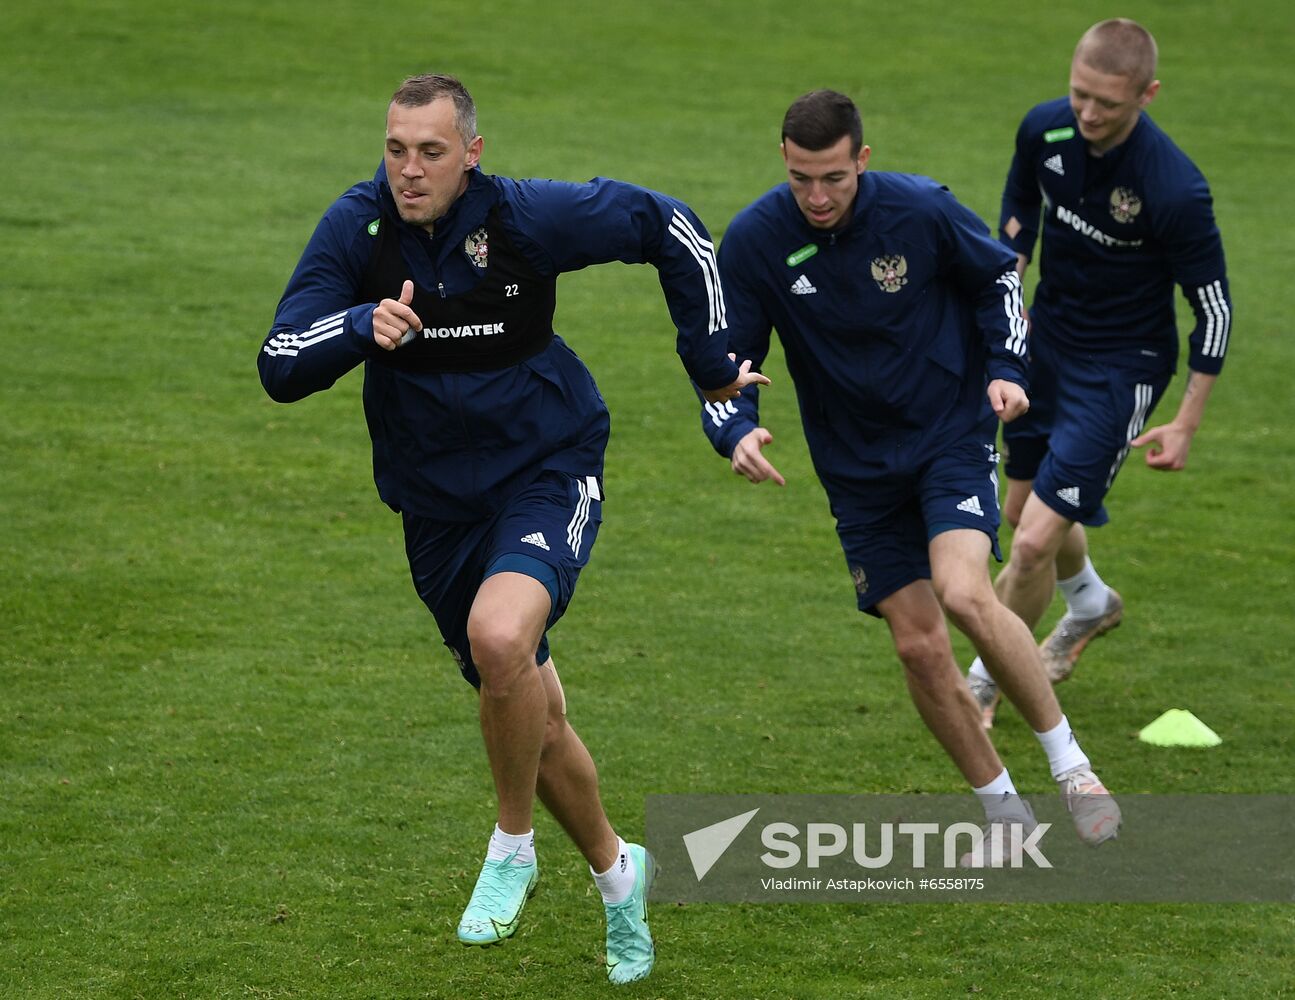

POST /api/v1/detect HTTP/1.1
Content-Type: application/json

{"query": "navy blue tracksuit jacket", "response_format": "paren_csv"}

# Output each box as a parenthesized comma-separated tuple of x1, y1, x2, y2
(1000, 99, 1231, 377)
(701, 171, 1026, 495)
(260, 166, 737, 521)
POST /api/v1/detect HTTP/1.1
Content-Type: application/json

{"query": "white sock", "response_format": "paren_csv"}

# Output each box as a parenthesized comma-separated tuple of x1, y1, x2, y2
(591, 837, 637, 904)
(1057, 558, 1109, 619)
(973, 769, 1025, 821)
(968, 657, 992, 682)
(486, 824, 535, 865)
(1034, 715, 1090, 779)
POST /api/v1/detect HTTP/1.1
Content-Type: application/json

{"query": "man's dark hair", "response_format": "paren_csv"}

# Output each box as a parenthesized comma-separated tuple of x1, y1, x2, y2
(782, 90, 863, 157)
(390, 73, 478, 146)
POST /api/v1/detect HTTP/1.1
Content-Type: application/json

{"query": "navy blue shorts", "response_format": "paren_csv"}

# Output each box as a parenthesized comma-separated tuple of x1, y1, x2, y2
(831, 423, 1003, 616)
(1002, 334, 1170, 526)
(403, 471, 603, 687)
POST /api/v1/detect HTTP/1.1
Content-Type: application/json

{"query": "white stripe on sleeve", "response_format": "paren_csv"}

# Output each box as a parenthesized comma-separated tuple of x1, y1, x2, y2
(1198, 280, 1231, 358)
(262, 311, 349, 358)
(668, 210, 727, 334)
(704, 399, 738, 428)
(997, 270, 1028, 356)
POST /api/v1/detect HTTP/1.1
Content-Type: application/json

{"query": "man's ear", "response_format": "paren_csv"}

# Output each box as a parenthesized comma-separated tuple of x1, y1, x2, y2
(465, 134, 484, 170)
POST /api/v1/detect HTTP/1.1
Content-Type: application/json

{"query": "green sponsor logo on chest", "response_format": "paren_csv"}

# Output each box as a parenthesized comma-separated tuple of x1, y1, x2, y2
(367, 219, 380, 236)
(785, 243, 818, 266)
(1044, 127, 1076, 143)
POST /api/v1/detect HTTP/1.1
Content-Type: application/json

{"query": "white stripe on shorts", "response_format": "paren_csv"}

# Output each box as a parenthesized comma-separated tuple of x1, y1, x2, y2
(1106, 382, 1154, 488)
(567, 478, 592, 557)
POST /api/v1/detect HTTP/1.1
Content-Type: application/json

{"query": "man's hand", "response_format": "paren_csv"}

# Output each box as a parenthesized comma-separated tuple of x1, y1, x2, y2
(372, 279, 422, 351)
(1131, 421, 1195, 470)
(1131, 370, 1215, 471)
(699, 355, 772, 403)
(731, 427, 786, 486)
(987, 379, 1029, 423)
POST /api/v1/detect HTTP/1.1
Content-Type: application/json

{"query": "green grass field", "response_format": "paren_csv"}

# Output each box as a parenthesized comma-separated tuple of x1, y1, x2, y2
(3, 0, 1293, 996)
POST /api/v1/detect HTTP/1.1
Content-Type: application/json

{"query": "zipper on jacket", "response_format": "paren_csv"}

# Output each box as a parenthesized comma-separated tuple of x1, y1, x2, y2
(447, 372, 478, 499)
(437, 282, 446, 299)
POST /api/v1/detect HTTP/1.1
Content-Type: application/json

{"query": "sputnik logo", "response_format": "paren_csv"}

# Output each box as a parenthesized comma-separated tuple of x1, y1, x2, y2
(682, 809, 761, 880)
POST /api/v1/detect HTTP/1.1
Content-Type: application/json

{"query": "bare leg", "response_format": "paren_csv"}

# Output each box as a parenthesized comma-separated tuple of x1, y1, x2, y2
(1000, 476, 1034, 532)
(534, 659, 618, 873)
(466, 572, 551, 835)
(1001, 476, 1091, 604)
(877, 581, 1003, 787)
(1054, 523, 1090, 581)
(991, 491, 1074, 631)
(931, 529, 1061, 732)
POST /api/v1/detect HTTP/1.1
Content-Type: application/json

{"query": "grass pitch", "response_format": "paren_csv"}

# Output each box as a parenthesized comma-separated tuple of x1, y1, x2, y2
(3, 1, 1293, 996)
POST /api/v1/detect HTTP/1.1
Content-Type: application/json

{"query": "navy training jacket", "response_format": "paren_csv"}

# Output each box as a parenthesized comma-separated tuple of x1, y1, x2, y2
(1000, 99, 1231, 376)
(259, 166, 737, 520)
(701, 171, 1026, 491)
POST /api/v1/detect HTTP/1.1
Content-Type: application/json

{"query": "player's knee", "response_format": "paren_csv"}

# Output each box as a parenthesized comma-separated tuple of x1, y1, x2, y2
(1008, 527, 1054, 576)
(891, 627, 947, 679)
(467, 617, 536, 688)
(540, 711, 568, 757)
(938, 580, 997, 638)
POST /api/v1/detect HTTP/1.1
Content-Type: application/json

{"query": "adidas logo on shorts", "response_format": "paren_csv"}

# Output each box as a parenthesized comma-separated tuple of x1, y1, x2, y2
(521, 531, 550, 551)
(1056, 486, 1081, 508)
(956, 496, 985, 517)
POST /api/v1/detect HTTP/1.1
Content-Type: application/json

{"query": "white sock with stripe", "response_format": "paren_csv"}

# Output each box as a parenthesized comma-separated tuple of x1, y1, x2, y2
(973, 769, 1027, 821)
(487, 825, 535, 865)
(1057, 557, 1109, 619)
(1034, 715, 1090, 779)
(591, 837, 637, 904)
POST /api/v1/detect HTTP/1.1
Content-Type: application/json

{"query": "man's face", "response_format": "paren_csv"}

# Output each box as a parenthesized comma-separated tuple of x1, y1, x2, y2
(384, 97, 483, 232)
(1068, 58, 1158, 155)
(782, 135, 871, 231)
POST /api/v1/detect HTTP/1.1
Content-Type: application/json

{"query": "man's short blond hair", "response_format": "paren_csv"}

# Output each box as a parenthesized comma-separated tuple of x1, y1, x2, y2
(1074, 18, 1158, 92)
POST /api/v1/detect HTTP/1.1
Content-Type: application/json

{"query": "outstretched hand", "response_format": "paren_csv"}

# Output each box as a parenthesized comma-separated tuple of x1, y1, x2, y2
(372, 279, 422, 351)
(699, 354, 771, 403)
(731, 427, 786, 486)
(987, 379, 1029, 423)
